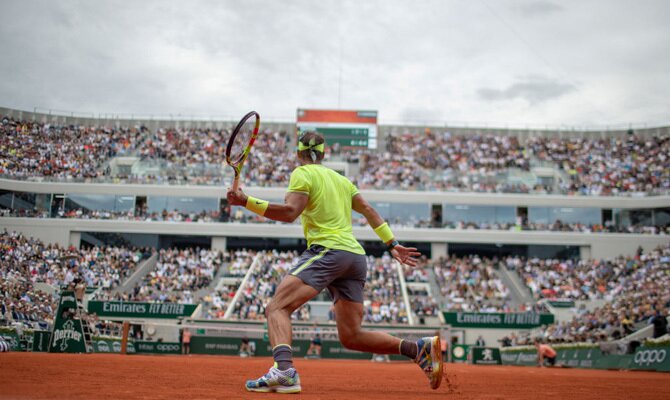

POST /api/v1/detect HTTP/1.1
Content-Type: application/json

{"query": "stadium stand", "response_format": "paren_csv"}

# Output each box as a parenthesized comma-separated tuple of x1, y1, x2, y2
(362, 254, 408, 324)
(433, 255, 512, 313)
(129, 248, 224, 303)
(529, 136, 670, 196)
(533, 244, 670, 343)
(0, 116, 145, 180)
(2, 114, 668, 196)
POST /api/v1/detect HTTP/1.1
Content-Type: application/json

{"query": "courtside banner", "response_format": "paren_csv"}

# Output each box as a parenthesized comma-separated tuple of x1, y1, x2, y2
(32, 330, 51, 352)
(632, 346, 670, 372)
(0, 327, 23, 351)
(471, 347, 502, 365)
(92, 338, 136, 354)
(49, 291, 88, 353)
(443, 312, 554, 329)
(134, 341, 181, 355)
(87, 301, 197, 319)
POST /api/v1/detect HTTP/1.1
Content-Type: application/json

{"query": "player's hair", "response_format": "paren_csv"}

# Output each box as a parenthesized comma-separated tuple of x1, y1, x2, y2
(298, 131, 325, 163)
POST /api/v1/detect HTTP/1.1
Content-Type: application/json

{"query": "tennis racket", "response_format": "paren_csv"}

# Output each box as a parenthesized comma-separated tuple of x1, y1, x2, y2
(226, 111, 260, 191)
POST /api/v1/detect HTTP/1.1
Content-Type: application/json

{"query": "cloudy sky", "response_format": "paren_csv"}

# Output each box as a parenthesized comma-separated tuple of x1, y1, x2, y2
(0, 0, 668, 128)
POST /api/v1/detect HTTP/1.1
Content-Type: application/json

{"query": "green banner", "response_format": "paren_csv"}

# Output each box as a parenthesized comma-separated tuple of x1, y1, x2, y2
(631, 346, 670, 372)
(49, 291, 87, 353)
(471, 347, 502, 365)
(502, 346, 651, 371)
(189, 337, 405, 360)
(0, 328, 23, 351)
(134, 341, 181, 355)
(91, 337, 135, 353)
(189, 337, 305, 356)
(87, 301, 197, 319)
(443, 312, 554, 329)
(32, 330, 51, 352)
(501, 350, 538, 366)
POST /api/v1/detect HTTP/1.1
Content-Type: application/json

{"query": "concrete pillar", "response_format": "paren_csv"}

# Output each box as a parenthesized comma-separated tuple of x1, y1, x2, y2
(579, 245, 591, 260)
(431, 242, 448, 260)
(211, 236, 227, 251)
(69, 231, 81, 248)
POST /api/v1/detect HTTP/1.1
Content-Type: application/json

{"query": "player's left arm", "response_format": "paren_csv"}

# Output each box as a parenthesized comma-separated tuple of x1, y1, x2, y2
(227, 188, 307, 223)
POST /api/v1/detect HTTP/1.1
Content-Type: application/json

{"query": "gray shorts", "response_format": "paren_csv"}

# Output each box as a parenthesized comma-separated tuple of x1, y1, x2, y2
(289, 245, 367, 303)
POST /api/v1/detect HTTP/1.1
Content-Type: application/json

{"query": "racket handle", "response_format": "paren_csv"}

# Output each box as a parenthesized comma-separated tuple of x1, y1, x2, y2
(232, 176, 240, 192)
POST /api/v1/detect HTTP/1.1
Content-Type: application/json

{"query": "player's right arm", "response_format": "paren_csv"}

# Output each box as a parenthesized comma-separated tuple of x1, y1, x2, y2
(352, 193, 421, 267)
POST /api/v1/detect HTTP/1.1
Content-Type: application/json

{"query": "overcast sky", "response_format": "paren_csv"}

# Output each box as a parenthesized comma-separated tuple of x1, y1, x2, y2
(1, 0, 668, 128)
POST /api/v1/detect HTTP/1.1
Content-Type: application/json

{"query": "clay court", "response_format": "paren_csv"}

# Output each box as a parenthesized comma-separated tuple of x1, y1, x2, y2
(1, 353, 668, 399)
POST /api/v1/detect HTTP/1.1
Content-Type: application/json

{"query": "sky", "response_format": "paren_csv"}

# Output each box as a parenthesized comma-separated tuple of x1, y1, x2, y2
(0, 0, 668, 128)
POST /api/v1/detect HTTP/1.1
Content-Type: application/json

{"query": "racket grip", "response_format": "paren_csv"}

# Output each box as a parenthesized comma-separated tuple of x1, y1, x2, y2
(232, 176, 240, 192)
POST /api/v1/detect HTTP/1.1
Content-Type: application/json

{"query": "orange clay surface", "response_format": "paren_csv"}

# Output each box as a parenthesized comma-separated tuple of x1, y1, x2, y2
(1, 353, 669, 400)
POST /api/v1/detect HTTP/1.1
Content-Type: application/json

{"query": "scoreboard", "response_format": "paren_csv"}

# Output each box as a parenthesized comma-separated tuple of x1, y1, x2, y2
(296, 109, 378, 149)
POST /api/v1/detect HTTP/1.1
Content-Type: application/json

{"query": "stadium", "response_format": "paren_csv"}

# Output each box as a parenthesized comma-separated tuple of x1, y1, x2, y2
(1, 1, 669, 399)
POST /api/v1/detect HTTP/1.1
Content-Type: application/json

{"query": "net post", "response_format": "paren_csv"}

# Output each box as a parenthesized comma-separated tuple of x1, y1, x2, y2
(120, 321, 130, 355)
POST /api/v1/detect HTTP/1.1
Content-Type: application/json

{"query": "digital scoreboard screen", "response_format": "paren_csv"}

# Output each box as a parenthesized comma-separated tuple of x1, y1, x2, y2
(296, 109, 378, 149)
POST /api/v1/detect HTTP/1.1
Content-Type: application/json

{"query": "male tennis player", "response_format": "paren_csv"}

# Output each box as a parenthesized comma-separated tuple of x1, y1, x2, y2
(227, 132, 443, 394)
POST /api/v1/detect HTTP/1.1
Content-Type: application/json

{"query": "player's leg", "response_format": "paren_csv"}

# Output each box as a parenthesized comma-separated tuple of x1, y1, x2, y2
(333, 298, 443, 389)
(331, 254, 444, 390)
(246, 275, 317, 393)
(333, 298, 402, 353)
(266, 275, 319, 348)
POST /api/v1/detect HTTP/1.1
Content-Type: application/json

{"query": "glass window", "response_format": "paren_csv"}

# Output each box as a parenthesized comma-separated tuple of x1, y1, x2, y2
(529, 207, 600, 225)
(11, 192, 51, 214)
(0, 190, 13, 209)
(116, 196, 136, 212)
(654, 208, 670, 226)
(65, 194, 135, 213)
(147, 196, 219, 213)
(614, 209, 653, 227)
(66, 194, 116, 212)
(528, 207, 550, 224)
(389, 203, 430, 226)
(353, 202, 430, 227)
(443, 204, 516, 225)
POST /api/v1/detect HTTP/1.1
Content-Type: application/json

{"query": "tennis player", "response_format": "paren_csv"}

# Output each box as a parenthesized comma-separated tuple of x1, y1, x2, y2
(227, 132, 443, 394)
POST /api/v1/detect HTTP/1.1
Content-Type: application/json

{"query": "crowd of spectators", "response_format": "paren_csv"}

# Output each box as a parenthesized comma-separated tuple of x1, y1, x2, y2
(203, 249, 258, 319)
(123, 127, 296, 186)
(443, 219, 668, 235)
(0, 230, 148, 330)
(403, 258, 440, 320)
(433, 254, 511, 313)
(350, 131, 531, 192)
(203, 282, 240, 319)
(361, 253, 409, 324)
(0, 230, 147, 293)
(529, 135, 670, 196)
(227, 250, 311, 321)
(534, 245, 670, 343)
(130, 248, 224, 303)
(512, 255, 631, 301)
(0, 116, 145, 180)
(2, 115, 669, 196)
(0, 274, 55, 330)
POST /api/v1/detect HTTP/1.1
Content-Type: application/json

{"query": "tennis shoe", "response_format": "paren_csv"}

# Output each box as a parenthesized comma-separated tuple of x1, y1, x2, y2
(245, 364, 301, 394)
(415, 336, 443, 390)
